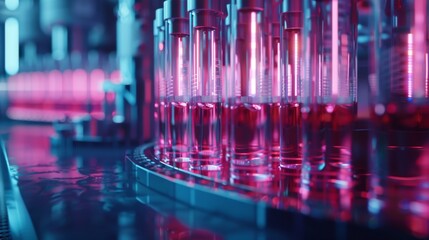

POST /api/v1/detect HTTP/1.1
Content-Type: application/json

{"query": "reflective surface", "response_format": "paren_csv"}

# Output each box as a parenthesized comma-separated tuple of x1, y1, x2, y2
(0, 124, 167, 238)
(2, 123, 149, 239)
(1, 122, 428, 239)
(0, 123, 284, 239)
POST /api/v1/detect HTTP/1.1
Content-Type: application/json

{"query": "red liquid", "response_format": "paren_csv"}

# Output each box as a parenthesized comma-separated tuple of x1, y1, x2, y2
(156, 100, 168, 161)
(279, 103, 302, 169)
(221, 101, 232, 180)
(301, 103, 356, 169)
(229, 101, 271, 181)
(189, 102, 222, 171)
(299, 103, 356, 219)
(269, 102, 281, 166)
(370, 103, 429, 217)
(165, 101, 190, 168)
(221, 103, 231, 157)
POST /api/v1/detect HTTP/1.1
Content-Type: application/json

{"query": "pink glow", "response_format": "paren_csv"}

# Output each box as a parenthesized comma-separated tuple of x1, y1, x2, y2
(408, 33, 413, 99)
(319, 54, 322, 97)
(7, 74, 16, 100)
(22, 73, 31, 101)
(72, 69, 88, 101)
(107, 69, 120, 104)
(287, 64, 292, 96)
(249, 12, 257, 96)
(110, 70, 121, 84)
(425, 53, 429, 97)
(90, 69, 105, 101)
(211, 34, 216, 96)
(48, 70, 63, 100)
(63, 70, 74, 103)
(14, 73, 21, 102)
(33, 71, 45, 102)
(332, 0, 339, 98)
(413, 0, 427, 98)
(294, 33, 299, 98)
(194, 30, 200, 96)
(274, 41, 281, 96)
(178, 38, 184, 96)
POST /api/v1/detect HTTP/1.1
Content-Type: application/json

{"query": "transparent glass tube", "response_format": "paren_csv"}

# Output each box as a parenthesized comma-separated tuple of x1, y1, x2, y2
(222, 3, 233, 161)
(300, 0, 357, 216)
(188, 2, 223, 172)
(369, 0, 429, 218)
(153, 8, 166, 159)
(229, 0, 272, 182)
(266, 0, 282, 166)
(280, 0, 303, 170)
(164, 0, 190, 166)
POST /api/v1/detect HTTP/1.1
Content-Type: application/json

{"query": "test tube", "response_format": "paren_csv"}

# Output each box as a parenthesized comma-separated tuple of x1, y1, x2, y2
(153, 8, 166, 159)
(300, 0, 357, 216)
(164, 0, 191, 167)
(188, 0, 223, 172)
(222, 3, 232, 161)
(279, 0, 303, 170)
(369, 0, 429, 217)
(229, 0, 272, 182)
(265, 0, 282, 168)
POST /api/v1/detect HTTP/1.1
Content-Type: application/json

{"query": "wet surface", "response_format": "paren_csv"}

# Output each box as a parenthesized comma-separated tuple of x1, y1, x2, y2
(0, 123, 232, 239)
(1, 122, 427, 239)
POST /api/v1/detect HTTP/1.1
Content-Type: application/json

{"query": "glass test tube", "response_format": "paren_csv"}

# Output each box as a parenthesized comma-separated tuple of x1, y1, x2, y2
(279, 0, 303, 170)
(229, 0, 272, 182)
(300, 0, 358, 218)
(164, 0, 191, 167)
(188, 0, 224, 172)
(369, 0, 429, 217)
(265, 0, 282, 167)
(153, 8, 167, 159)
(222, 3, 232, 156)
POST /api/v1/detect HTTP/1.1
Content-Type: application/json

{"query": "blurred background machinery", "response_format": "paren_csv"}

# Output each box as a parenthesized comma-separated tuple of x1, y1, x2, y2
(0, 0, 164, 146)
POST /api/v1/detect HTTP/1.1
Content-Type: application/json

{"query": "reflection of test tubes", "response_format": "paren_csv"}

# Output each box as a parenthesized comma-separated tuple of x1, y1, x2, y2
(164, 0, 190, 166)
(279, 0, 303, 170)
(188, 0, 223, 172)
(369, 0, 429, 218)
(229, 0, 272, 183)
(153, 8, 166, 158)
(301, 0, 357, 169)
(300, 0, 357, 217)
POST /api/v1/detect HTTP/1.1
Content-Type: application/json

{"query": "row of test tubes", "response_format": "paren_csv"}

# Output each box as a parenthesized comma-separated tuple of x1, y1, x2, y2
(153, 0, 357, 180)
(153, 0, 429, 220)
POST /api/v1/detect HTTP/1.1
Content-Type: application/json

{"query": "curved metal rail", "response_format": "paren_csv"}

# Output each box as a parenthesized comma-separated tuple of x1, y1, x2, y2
(125, 143, 421, 240)
(0, 140, 37, 240)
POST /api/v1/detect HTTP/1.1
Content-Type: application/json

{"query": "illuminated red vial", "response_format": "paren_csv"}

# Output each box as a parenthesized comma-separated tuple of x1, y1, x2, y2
(188, 0, 224, 171)
(265, 0, 282, 166)
(163, 0, 191, 166)
(229, 0, 273, 182)
(280, 1, 304, 170)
